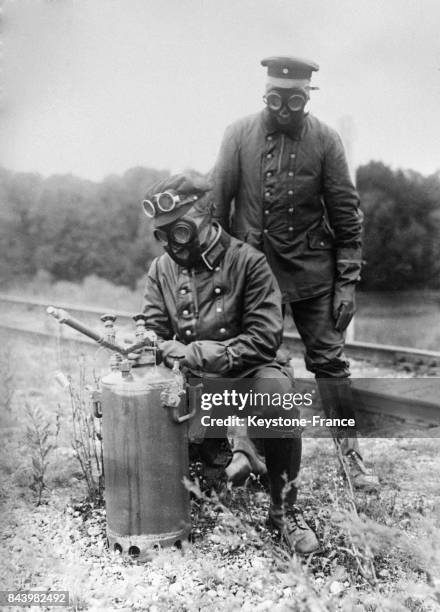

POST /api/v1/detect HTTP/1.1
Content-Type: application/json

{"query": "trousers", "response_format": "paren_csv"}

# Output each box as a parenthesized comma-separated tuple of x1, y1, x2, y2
(191, 363, 302, 506)
(287, 292, 360, 455)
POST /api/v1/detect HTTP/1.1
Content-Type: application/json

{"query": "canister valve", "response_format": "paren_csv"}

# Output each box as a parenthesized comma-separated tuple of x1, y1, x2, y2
(101, 314, 117, 344)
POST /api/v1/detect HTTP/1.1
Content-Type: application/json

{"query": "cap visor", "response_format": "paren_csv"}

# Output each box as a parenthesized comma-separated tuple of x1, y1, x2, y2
(266, 76, 311, 89)
(153, 200, 196, 228)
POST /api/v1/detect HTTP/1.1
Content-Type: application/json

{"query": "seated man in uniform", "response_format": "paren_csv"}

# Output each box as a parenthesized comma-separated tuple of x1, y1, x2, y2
(140, 173, 319, 555)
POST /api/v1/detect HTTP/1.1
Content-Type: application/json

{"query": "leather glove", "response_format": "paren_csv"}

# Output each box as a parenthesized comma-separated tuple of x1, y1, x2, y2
(159, 340, 190, 369)
(333, 284, 356, 332)
(333, 247, 362, 332)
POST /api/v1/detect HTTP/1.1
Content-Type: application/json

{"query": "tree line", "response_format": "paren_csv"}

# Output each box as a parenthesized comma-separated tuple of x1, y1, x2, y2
(0, 166, 167, 290)
(357, 163, 440, 289)
(1, 162, 440, 291)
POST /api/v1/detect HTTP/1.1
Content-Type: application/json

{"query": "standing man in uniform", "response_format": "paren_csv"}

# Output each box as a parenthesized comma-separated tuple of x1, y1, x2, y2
(212, 56, 379, 490)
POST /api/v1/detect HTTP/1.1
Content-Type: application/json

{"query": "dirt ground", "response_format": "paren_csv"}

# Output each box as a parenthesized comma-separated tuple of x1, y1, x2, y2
(1, 332, 440, 611)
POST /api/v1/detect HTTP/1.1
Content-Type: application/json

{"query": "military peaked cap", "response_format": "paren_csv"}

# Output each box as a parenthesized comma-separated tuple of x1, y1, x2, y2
(261, 56, 319, 80)
(142, 173, 212, 227)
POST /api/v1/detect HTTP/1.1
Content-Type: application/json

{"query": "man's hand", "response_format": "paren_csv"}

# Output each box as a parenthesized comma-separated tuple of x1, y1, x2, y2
(159, 340, 190, 369)
(333, 286, 356, 332)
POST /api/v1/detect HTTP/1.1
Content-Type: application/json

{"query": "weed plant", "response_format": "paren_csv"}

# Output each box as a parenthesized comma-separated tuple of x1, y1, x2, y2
(0, 343, 15, 414)
(23, 401, 59, 505)
(68, 361, 104, 503)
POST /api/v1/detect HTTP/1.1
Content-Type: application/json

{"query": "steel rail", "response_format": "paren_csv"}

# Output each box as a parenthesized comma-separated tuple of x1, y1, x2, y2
(1, 300, 440, 428)
(1, 293, 440, 366)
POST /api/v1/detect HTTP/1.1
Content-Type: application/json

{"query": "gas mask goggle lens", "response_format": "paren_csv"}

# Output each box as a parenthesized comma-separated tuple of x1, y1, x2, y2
(263, 89, 308, 112)
(154, 217, 202, 268)
(170, 220, 197, 244)
(153, 228, 168, 244)
(153, 219, 197, 246)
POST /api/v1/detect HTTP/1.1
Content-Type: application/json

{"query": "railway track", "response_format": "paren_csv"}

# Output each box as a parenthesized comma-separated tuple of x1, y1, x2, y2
(1, 293, 440, 428)
(2, 293, 440, 366)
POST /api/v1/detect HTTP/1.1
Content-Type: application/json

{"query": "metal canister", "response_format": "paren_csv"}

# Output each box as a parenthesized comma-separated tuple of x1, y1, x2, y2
(100, 362, 191, 559)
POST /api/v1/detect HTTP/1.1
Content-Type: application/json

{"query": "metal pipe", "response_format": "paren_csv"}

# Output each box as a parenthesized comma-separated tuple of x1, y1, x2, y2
(47, 306, 128, 355)
(123, 339, 153, 354)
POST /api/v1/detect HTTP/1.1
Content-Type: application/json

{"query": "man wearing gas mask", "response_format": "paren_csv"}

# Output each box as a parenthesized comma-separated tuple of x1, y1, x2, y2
(212, 56, 379, 490)
(141, 173, 319, 555)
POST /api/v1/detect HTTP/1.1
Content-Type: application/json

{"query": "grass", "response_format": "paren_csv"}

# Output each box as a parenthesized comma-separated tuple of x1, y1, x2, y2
(3, 271, 142, 312)
(1, 331, 440, 611)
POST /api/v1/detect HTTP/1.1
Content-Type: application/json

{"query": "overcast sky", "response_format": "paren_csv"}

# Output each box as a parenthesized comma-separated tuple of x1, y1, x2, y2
(1, 0, 440, 180)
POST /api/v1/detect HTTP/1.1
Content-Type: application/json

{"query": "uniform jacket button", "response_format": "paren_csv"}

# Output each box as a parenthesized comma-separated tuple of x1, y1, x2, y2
(220, 328, 226, 334)
(185, 329, 192, 336)
(215, 287, 221, 294)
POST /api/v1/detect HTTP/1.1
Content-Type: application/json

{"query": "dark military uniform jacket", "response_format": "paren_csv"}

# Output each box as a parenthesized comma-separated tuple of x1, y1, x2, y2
(212, 110, 363, 303)
(142, 225, 283, 376)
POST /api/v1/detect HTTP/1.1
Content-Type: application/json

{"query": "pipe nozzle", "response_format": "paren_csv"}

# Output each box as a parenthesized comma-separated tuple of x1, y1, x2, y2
(46, 306, 69, 323)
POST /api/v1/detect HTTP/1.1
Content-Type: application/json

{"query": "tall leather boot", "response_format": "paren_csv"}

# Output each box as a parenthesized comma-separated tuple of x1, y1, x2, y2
(316, 377, 380, 491)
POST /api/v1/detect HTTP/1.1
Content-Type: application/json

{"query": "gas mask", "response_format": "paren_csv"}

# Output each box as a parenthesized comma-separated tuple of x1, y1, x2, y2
(154, 214, 211, 268)
(263, 87, 309, 129)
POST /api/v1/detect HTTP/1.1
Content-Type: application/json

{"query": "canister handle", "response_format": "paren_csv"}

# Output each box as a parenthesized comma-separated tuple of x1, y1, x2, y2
(172, 405, 196, 424)
(161, 381, 202, 424)
(92, 391, 103, 418)
(173, 382, 203, 423)
(86, 386, 103, 418)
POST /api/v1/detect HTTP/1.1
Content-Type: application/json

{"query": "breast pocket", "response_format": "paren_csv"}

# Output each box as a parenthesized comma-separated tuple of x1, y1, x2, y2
(307, 227, 334, 250)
